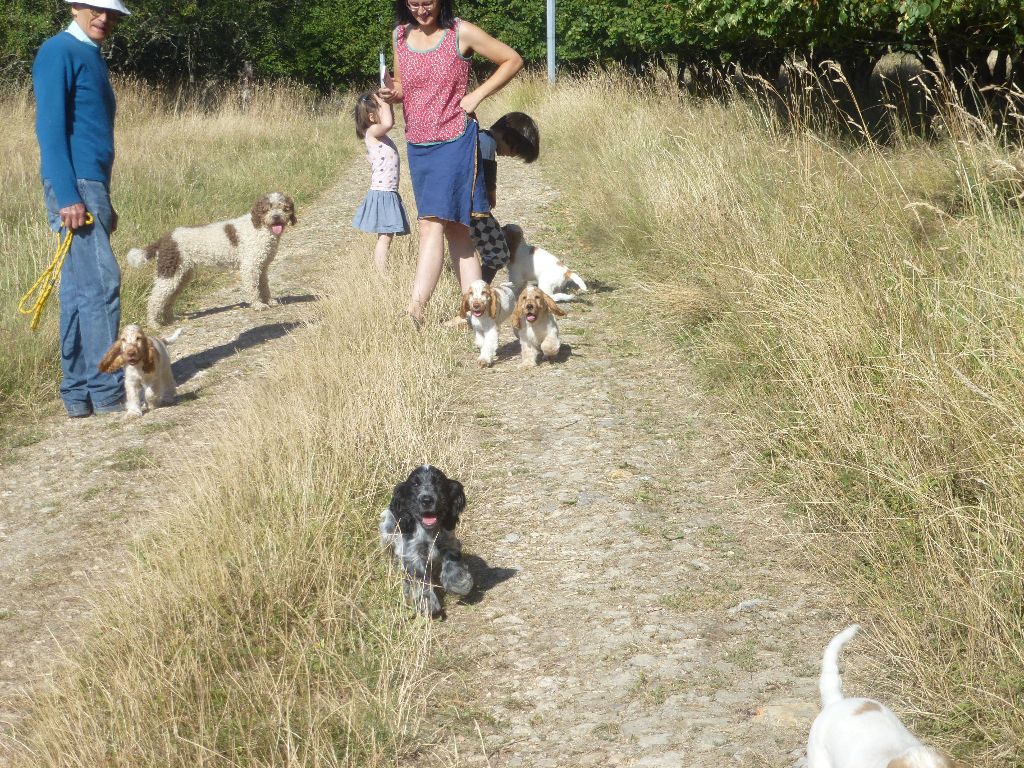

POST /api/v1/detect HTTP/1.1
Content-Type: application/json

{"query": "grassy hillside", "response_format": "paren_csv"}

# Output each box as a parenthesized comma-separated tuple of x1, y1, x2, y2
(8, 228, 467, 767)
(0, 80, 350, 436)
(511, 72, 1024, 763)
(7, 68, 1024, 765)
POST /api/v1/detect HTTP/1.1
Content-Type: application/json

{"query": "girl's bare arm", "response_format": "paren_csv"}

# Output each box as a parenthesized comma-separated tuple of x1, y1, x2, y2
(366, 96, 395, 138)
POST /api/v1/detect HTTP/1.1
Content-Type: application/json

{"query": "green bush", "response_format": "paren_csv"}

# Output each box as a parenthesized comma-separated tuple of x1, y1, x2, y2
(2, 1, 1021, 87)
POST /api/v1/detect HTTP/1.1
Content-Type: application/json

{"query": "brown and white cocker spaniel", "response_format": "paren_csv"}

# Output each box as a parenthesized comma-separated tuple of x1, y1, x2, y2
(503, 223, 588, 302)
(511, 284, 565, 367)
(459, 279, 518, 367)
(98, 324, 182, 416)
(127, 192, 297, 326)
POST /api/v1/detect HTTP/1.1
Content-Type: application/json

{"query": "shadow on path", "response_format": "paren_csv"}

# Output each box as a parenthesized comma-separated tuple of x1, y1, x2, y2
(495, 340, 573, 365)
(577, 277, 615, 295)
(459, 553, 518, 606)
(182, 293, 319, 322)
(173, 321, 303, 383)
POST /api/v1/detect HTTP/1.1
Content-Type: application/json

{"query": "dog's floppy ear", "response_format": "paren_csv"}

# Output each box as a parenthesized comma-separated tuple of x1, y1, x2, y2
(443, 478, 466, 530)
(141, 336, 158, 373)
(285, 195, 298, 225)
(510, 290, 527, 330)
(389, 480, 416, 535)
(487, 286, 498, 319)
(458, 291, 471, 319)
(98, 340, 124, 373)
(502, 223, 523, 258)
(250, 194, 271, 229)
(542, 290, 566, 317)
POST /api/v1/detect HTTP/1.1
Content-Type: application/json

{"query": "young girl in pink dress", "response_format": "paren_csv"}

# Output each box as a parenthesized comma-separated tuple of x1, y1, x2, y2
(379, 0, 523, 326)
(352, 91, 411, 271)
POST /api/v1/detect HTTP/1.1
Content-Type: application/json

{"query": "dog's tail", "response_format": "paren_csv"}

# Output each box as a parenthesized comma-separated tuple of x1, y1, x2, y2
(162, 328, 183, 345)
(565, 269, 588, 293)
(127, 243, 158, 269)
(819, 624, 860, 708)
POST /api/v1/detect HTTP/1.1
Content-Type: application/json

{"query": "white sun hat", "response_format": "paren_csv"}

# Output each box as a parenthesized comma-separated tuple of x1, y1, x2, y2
(64, 0, 132, 15)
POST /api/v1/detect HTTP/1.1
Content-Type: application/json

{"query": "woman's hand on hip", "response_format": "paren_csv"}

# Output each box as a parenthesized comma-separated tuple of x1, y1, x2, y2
(460, 92, 482, 117)
(455, 22, 523, 107)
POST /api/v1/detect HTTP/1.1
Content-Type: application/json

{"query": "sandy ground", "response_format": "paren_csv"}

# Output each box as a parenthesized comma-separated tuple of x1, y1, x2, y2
(419, 153, 847, 767)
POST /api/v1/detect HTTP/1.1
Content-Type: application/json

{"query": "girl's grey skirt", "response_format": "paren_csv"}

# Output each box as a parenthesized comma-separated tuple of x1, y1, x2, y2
(353, 189, 411, 235)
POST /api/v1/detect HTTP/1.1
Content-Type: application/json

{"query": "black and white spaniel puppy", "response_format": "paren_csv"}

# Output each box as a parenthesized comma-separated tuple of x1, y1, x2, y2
(379, 465, 474, 618)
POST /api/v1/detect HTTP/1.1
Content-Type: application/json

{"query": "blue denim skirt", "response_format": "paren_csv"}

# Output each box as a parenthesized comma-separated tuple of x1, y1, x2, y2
(407, 118, 490, 228)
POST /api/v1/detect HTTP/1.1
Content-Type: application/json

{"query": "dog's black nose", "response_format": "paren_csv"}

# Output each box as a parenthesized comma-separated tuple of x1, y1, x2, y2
(418, 493, 435, 507)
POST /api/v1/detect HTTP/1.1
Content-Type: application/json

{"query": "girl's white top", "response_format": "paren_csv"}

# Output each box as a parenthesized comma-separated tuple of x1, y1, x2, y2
(366, 135, 400, 192)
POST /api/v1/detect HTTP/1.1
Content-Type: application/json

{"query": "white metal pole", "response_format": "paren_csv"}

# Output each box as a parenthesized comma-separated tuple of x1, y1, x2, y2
(546, 0, 556, 82)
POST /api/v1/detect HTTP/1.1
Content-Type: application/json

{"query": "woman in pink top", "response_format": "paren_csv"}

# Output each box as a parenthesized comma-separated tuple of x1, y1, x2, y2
(380, 0, 522, 326)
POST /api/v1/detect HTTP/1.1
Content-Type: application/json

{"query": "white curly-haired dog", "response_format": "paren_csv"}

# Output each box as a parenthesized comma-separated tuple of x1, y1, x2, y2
(379, 465, 473, 618)
(127, 192, 297, 326)
(511, 284, 565, 367)
(98, 325, 182, 416)
(459, 279, 517, 367)
(807, 625, 962, 768)
(502, 223, 587, 302)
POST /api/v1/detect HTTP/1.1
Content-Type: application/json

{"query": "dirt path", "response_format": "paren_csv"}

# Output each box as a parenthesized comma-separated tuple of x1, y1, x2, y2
(429, 156, 845, 767)
(0, 157, 368, 734)
(0, 139, 847, 766)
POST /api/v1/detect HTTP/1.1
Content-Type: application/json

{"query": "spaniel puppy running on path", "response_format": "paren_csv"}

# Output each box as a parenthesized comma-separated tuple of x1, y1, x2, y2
(379, 465, 473, 618)
(127, 192, 297, 326)
(460, 279, 517, 367)
(807, 625, 962, 768)
(98, 325, 182, 417)
(511, 284, 565, 367)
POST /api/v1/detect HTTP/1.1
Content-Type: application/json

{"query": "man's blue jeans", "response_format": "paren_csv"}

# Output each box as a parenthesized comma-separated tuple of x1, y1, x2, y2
(43, 179, 123, 415)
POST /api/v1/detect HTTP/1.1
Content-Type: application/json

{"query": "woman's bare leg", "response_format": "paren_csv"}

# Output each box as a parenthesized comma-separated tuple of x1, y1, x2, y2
(445, 221, 482, 289)
(408, 217, 446, 320)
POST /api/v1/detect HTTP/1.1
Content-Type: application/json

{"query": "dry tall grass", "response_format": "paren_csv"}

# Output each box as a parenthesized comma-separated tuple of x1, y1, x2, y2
(514, 72, 1024, 763)
(7, 240, 467, 764)
(0, 79, 350, 435)
(3, 77, 467, 765)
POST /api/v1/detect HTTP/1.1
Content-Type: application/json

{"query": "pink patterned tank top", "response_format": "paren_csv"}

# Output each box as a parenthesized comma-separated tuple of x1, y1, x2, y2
(395, 20, 471, 144)
(366, 135, 400, 191)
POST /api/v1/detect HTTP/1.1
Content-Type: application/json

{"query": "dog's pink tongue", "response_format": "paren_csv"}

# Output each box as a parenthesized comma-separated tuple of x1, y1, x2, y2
(422, 515, 438, 526)
(527, 313, 537, 322)
(271, 224, 284, 236)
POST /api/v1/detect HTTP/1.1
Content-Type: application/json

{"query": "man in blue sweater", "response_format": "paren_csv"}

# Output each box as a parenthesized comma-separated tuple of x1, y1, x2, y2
(32, 0, 131, 418)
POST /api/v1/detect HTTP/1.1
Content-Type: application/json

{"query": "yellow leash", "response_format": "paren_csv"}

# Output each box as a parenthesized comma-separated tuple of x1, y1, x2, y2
(18, 213, 94, 332)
